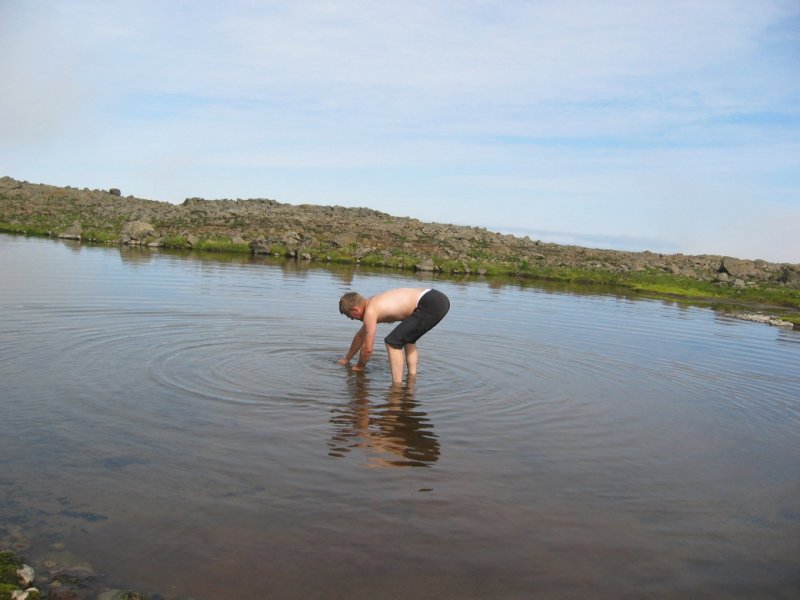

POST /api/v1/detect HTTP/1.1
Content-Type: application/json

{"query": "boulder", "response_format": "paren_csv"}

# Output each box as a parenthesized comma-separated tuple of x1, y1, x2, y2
(720, 257, 765, 281)
(57, 221, 82, 241)
(779, 266, 800, 285)
(120, 221, 156, 244)
(414, 259, 436, 272)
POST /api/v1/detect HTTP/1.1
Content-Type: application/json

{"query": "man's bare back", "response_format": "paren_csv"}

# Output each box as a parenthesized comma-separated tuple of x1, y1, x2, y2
(365, 288, 429, 323)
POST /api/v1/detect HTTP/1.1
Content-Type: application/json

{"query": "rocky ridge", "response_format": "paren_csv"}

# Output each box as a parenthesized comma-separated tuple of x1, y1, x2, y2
(1, 176, 798, 289)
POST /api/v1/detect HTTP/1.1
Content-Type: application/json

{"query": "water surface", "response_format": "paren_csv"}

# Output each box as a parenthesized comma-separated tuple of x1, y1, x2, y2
(1, 234, 799, 598)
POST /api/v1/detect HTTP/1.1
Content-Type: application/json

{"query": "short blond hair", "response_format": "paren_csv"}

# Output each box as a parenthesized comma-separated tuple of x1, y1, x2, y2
(339, 291, 366, 315)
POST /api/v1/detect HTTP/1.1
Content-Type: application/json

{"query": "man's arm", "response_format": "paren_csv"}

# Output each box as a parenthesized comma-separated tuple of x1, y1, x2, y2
(352, 314, 378, 371)
(339, 324, 366, 365)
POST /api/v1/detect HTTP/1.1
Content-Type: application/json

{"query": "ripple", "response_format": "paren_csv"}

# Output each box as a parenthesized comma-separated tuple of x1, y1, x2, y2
(148, 335, 344, 410)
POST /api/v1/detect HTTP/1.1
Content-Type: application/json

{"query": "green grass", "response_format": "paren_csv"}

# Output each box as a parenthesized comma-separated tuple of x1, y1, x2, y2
(82, 229, 119, 244)
(478, 263, 623, 284)
(621, 272, 800, 308)
(0, 551, 23, 599)
(162, 234, 192, 249)
(191, 237, 250, 253)
(266, 242, 290, 256)
(0, 221, 50, 236)
(358, 253, 385, 267)
(306, 243, 353, 263)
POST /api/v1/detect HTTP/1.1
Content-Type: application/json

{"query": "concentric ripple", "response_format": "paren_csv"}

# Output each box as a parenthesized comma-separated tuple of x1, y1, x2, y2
(148, 332, 344, 409)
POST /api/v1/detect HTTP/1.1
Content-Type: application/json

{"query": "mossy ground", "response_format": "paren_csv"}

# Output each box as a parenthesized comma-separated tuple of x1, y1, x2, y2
(0, 551, 24, 600)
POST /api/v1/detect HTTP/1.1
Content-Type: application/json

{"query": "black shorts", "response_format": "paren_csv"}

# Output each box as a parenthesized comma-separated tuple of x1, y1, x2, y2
(384, 289, 450, 349)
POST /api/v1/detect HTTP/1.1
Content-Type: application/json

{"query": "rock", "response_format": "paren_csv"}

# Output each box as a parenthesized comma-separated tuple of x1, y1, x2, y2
(732, 312, 794, 328)
(109, 188, 121, 196)
(721, 256, 770, 281)
(120, 221, 156, 244)
(352, 246, 372, 260)
(47, 587, 83, 600)
(6, 527, 31, 551)
(414, 259, 436, 272)
(58, 221, 82, 241)
(779, 265, 800, 285)
(42, 547, 96, 582)
(282, 231, 301, 245)
(0, 553, 39, 600)
(17, 564, 34, 586)
(97, 590, 149, 600)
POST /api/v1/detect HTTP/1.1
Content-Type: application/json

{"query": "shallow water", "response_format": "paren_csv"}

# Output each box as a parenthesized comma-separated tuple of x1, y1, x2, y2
(1, 234, 799, 599)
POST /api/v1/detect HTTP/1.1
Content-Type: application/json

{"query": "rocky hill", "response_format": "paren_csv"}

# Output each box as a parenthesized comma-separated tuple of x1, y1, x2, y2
(1, 176, 798, 290)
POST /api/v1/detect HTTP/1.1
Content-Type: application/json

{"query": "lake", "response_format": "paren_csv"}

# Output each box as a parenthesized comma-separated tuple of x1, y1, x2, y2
(1, 233, 798, 599)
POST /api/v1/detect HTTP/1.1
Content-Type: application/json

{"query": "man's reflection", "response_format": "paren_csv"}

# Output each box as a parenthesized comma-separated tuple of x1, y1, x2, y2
(328, 376, 440, 467)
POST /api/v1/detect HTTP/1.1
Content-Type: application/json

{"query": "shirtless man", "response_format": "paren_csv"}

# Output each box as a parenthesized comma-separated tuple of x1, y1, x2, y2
(338, 288, 450, 383)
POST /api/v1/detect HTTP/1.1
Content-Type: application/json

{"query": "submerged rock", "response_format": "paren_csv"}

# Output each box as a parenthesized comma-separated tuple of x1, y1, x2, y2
(97, 590, 165, 600)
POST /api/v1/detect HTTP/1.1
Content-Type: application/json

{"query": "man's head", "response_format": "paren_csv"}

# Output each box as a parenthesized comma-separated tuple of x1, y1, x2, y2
(339, 291, 366, 319)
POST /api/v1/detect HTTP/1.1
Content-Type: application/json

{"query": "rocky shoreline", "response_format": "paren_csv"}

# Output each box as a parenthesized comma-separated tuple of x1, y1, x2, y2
(0, 547, 163, 600)
(2, 176, 798, 284)
(2, 176, 799, 328)
(1, 483, 192, 600)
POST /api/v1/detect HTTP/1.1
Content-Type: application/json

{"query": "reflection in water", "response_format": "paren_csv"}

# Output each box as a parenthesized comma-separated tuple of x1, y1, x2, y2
(328, 376, 440, 467)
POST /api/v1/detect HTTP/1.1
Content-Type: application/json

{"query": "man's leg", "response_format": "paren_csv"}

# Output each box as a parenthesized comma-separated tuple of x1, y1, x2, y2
(404, 343, 418, 377)
(386, 343, 405, 383)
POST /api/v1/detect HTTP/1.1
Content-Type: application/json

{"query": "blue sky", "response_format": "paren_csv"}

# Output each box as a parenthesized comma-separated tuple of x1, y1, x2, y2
(2, 0, 799, 262)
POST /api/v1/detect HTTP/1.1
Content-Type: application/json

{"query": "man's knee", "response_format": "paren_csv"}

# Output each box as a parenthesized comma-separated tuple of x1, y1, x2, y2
(384, 334, 404, 350)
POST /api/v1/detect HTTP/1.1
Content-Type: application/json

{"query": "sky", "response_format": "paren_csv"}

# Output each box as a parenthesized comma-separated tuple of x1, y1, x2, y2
(1, 0, 799, 262)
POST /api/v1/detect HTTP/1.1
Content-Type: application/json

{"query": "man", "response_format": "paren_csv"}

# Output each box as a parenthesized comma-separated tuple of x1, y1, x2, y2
(338, 288, 450, 383)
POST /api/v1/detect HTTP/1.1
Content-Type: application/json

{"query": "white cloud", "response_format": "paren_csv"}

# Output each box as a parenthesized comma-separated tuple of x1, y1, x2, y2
(1, 0, 798, 262)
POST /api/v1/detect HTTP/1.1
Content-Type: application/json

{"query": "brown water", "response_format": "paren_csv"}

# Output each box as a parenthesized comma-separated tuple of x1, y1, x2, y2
(1, 234, 799, 599)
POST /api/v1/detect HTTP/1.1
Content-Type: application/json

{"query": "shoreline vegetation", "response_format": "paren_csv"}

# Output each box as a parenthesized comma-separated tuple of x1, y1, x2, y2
(2, 176, 798, 328)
